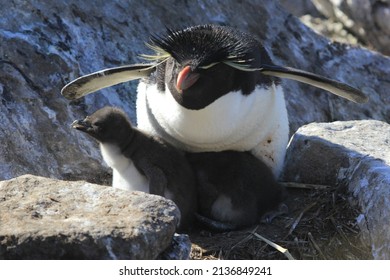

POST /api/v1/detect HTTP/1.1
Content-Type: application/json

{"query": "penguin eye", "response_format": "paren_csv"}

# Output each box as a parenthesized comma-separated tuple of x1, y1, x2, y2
(93, 121, 101, 127)
(198, 62, 219, 70)
(92, 121, 105, 131)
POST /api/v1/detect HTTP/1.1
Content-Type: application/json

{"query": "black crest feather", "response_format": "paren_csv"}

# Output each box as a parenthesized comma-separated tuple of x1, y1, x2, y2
(146, 25, 270, 69)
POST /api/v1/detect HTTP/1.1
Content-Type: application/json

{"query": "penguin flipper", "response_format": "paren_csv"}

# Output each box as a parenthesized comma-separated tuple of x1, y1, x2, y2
(260, 64, 368, 104)
(144, 166, 167, 196)
(61, 63, 156, 100)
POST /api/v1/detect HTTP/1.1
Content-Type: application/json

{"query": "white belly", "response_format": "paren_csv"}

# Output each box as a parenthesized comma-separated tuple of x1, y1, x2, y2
(211, 194, 243, 223)
(100, 143, 148, 192)
(136, 82, 289, 178)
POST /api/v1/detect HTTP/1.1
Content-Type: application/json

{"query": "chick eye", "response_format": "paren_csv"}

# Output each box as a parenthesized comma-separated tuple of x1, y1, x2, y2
(198, 62, 219, 70)
(92, 121, 104, 129)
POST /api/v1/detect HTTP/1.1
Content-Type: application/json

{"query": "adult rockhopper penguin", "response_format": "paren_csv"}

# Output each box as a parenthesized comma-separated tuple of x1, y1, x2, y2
(62, 24, 368, 178)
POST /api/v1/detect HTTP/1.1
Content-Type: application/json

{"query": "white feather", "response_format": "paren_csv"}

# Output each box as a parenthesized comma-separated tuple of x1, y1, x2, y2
(61, 64, 155, 100)
(261, 70, 368, 103)
(211, 194, 243, 223)
(99, 143, 148, 192)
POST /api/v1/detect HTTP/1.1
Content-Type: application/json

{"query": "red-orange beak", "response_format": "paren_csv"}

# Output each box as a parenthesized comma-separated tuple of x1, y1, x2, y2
(176, 65, 200, 92)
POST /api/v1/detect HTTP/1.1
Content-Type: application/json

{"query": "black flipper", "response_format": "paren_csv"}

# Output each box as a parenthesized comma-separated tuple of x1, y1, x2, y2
(61, 63, 156, 100)
(260, 64, 368, 104)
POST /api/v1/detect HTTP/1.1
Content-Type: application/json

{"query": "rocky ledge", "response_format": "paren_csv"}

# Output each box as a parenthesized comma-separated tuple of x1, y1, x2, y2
(283, 120, 390, 259)
(0, 175, 190, 259)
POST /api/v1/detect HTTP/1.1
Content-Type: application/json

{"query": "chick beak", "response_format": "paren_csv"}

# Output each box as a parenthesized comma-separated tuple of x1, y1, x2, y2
(71, 119, 91, 132)
(176, 65, 200, 93)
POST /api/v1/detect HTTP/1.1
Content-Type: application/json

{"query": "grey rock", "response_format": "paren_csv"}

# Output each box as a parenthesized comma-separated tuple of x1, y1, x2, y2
(280, 0, 389, 58)
(311, 0, 390, 55)
(279, 0, 322, 17)
(299, 15, 360, 46)
(282, 120, 390, 259)
(157, 233, 192, 260)
(0, 0, 389, 184)
(0, 174, 186, 260)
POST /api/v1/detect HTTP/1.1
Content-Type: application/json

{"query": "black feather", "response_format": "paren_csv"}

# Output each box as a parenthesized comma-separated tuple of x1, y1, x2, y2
(148, 24, 269, 69)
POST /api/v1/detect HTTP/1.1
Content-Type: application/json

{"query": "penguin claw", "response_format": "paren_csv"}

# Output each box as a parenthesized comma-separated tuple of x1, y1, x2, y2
(260, 203, 289, 224)
(195, 213, 238, 232)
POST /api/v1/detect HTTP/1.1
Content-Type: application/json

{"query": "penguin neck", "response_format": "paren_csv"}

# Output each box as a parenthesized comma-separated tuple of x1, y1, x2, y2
(118, 129, 138, 158)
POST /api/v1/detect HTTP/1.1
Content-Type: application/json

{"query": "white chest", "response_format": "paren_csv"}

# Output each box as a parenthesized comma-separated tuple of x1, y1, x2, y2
(99, 143, 148, 192)
(136, 82, 289, 178)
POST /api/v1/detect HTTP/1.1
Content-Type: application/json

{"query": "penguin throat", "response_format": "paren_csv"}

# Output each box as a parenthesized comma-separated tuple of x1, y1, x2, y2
(168, 82, 227, 110)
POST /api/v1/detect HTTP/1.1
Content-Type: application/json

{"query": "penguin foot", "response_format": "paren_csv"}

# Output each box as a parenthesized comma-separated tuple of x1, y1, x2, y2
(260, 203, 289, 224)
(195, 213, 239, 232)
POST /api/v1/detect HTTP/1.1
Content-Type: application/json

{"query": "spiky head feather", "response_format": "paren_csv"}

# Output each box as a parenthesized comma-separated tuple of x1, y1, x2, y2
(143, 25, 272, 71)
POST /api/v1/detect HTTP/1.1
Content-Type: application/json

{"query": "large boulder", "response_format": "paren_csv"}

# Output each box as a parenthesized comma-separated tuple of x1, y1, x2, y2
(0, 0, 388, 183)
(283, 120, 390, 259)
(0, 174, 189, 259)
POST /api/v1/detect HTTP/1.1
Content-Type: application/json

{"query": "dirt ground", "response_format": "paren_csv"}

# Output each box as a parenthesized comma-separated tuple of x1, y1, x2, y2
(189, 184, 371, 260)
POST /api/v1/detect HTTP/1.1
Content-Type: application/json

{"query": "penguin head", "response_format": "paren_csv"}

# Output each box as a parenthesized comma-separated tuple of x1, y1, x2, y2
(145, 25, 277, 110)
(72, 107, 133, 144)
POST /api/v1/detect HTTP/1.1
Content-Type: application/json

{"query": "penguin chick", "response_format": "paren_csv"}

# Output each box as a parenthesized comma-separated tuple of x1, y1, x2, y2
(72, 106, 197, 231)
(186, 150, 286, 230)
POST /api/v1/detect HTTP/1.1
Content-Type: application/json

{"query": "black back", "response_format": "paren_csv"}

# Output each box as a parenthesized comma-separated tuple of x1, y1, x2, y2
(187, 150, 285, 227)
